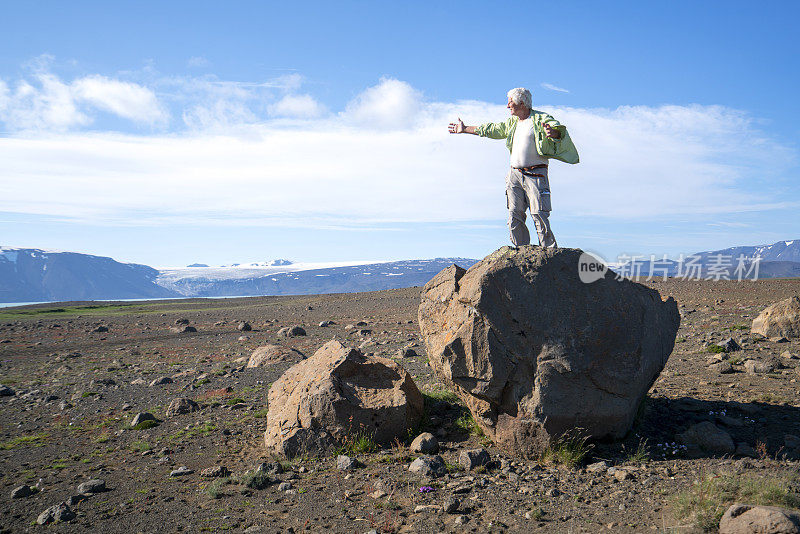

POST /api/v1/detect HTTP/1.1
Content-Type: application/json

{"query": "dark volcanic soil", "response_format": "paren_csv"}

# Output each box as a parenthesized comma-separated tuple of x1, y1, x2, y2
(1, 278, 800, 533)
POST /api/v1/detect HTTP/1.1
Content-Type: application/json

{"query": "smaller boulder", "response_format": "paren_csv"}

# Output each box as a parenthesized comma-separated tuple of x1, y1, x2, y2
(247, 345, 305, 367)
(37, 503, 75, 525)
(77, 479, 106, 495)
(200, 466, 230, 478)
(237, 322, 252, 332)
(336, 455, 362, 470)
(149, 376, 173, 387)
(410, 432, 439, 454)
(677, 421, 735, 455)
(0, 384, 15, 397)
(751, 296, 800, 339)
(720, 338, 741, 352)
(131, 412, 157, 427)
(408, 455, 447, 478)
(166, 397, 200, 417)
(11, 485, 36, 498)
(459, 448, 491, 470)
(719, 503, 800, 534)
(744, 360, 776, 374)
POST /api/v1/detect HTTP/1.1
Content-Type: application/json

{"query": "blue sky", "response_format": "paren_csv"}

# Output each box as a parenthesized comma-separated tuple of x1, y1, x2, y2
(1, 1, 798, 267)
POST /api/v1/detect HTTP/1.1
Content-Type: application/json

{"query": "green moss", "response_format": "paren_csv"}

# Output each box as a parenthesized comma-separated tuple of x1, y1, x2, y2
(705, 345, 726, 354)
(132, 420, 159, 430)
(0, 433, 48, 450)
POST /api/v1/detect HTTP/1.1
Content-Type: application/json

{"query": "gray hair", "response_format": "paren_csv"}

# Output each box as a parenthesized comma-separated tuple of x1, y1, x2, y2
(507, 87, 532, 109)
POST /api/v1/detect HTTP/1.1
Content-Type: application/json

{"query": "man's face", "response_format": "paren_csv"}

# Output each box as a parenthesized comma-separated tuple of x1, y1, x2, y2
(507, 98, 528, 118)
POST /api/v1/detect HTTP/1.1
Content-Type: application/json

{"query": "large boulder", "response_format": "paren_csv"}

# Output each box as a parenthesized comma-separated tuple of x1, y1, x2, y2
(751, 296, 800, 339)
(418, 246, 679, 458)
(264, 340, 424, 457)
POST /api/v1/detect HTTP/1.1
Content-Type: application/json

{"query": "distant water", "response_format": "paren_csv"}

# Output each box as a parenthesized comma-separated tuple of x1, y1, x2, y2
(0, 295, 259, 309)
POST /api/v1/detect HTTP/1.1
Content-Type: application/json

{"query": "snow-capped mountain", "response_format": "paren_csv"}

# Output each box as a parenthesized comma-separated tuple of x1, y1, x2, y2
(0, 247, 180, 303)
(156, 258, 478, 297)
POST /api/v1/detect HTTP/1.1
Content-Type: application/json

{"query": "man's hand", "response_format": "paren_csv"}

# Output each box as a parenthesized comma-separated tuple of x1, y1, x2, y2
(543, 123, 562, 139)
(448, 118, 466, 134)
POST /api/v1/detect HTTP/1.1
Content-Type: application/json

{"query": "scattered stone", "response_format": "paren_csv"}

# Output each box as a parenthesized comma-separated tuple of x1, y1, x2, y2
(414, 505, 442, 514)
(238, 336, 250, 341)
(444, 496, 460, 514)
(751, 296, 800, 339)
(175, 318, 190, 325)
(613, 469, 634, 481)
(264, 340, 423, 457)
(277, 325, 306, 337)
(677, 421, 735, 455)
(77, 479, 106, 495)
(170, 325, 197, 333)
(720, 337, 741, 352)
(37, 502, 75, 525)
(92, 325, 109, 333)
(418, 247, 680, 458)
(11, 485, 36, 498)
(719, 503, 800, 534)
(459, 448, 491, 470)
(166, 397, 200, 417)
(278, 482, 293, 491)
(247, 344, 305, 367)
(130, 412, 157, 427)
(336, 455, 362, 470)
(370, 489, 387, 499)
(238, 322, 252, 332)
(408, 455, 447, 478)
(744, 360, 776, 374)
(771, 336, 790, 343)
(546, 488, 561, 497)
(65, 494, 86, 507)
(781, 350, 798, 360)
(149, 376, 173, 387)
(454, 515, 470, 525)
(200, 466, 231, 478)
(586, 461, 609, 473)
(319, 321, 334, 327)
(410, 432, 439, 454)
(255, 462, 284, 476)
(398, 347, 418, 359)
(0, 384, 15, 396)
(710, 361, 735, 374)
(170, 466, 194, 477)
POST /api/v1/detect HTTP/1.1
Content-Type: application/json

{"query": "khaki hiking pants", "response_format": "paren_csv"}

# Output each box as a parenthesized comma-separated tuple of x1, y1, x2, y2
(505, 168, 557, 248)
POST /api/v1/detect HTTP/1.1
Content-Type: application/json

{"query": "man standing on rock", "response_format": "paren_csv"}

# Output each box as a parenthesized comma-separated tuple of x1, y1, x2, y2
(449, 88, 579, 248)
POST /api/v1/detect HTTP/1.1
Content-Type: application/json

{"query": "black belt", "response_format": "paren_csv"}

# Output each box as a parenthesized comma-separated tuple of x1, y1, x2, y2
(513, 164, 548, 177)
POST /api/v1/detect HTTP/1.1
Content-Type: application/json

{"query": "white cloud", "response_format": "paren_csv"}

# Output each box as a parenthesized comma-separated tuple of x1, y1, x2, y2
(541, 82, 570, 93)
(341, 77, 423, 129)
(268, 94, 326, 119)
(187, 56, 210, 68)
(73, 75, 168, 125)
(0, 76, 795, 234)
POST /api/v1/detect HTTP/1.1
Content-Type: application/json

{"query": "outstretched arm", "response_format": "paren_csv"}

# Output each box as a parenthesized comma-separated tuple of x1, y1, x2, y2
(448, 117, 478, 135)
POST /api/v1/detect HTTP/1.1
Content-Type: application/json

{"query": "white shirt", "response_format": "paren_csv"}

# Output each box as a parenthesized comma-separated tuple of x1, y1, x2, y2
(510, 117, 548, 168)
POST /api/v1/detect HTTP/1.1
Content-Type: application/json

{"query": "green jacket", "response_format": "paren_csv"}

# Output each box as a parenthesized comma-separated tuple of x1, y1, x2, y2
(475, 110, 579, 164)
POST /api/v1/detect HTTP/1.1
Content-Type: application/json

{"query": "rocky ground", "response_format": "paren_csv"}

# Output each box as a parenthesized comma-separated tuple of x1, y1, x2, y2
(1, 277, 800, 533)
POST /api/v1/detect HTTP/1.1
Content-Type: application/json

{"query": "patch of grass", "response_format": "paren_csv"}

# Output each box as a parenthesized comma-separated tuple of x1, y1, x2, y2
(165, 422, 217, 442)
(337, 426, 379, 455)
(132, 419, 159, 430)
(49, 458, 69, 469)
(453, 413, 484, 438)
(539, 431, 593, 469)
(445, 461, 465, 473)
(528, 507, 545, 520)
(423, 387, 460, 405)
(624, 439, 650, 465)
(205, 477, 231, 499)
(131, 440, 152, 453)
(225, 397, 246, 406)
(252, 408, 269, 419)
(94, 433, 111, 444)
(673, 473, 800, 532)
(0, 433, 48, 450)
(705, 345, 726, 354)
(195, 378, 211, 386)
(81, 391, 98, 398)
(729, 325, 748, 331)
(239, 471, 271, 490)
